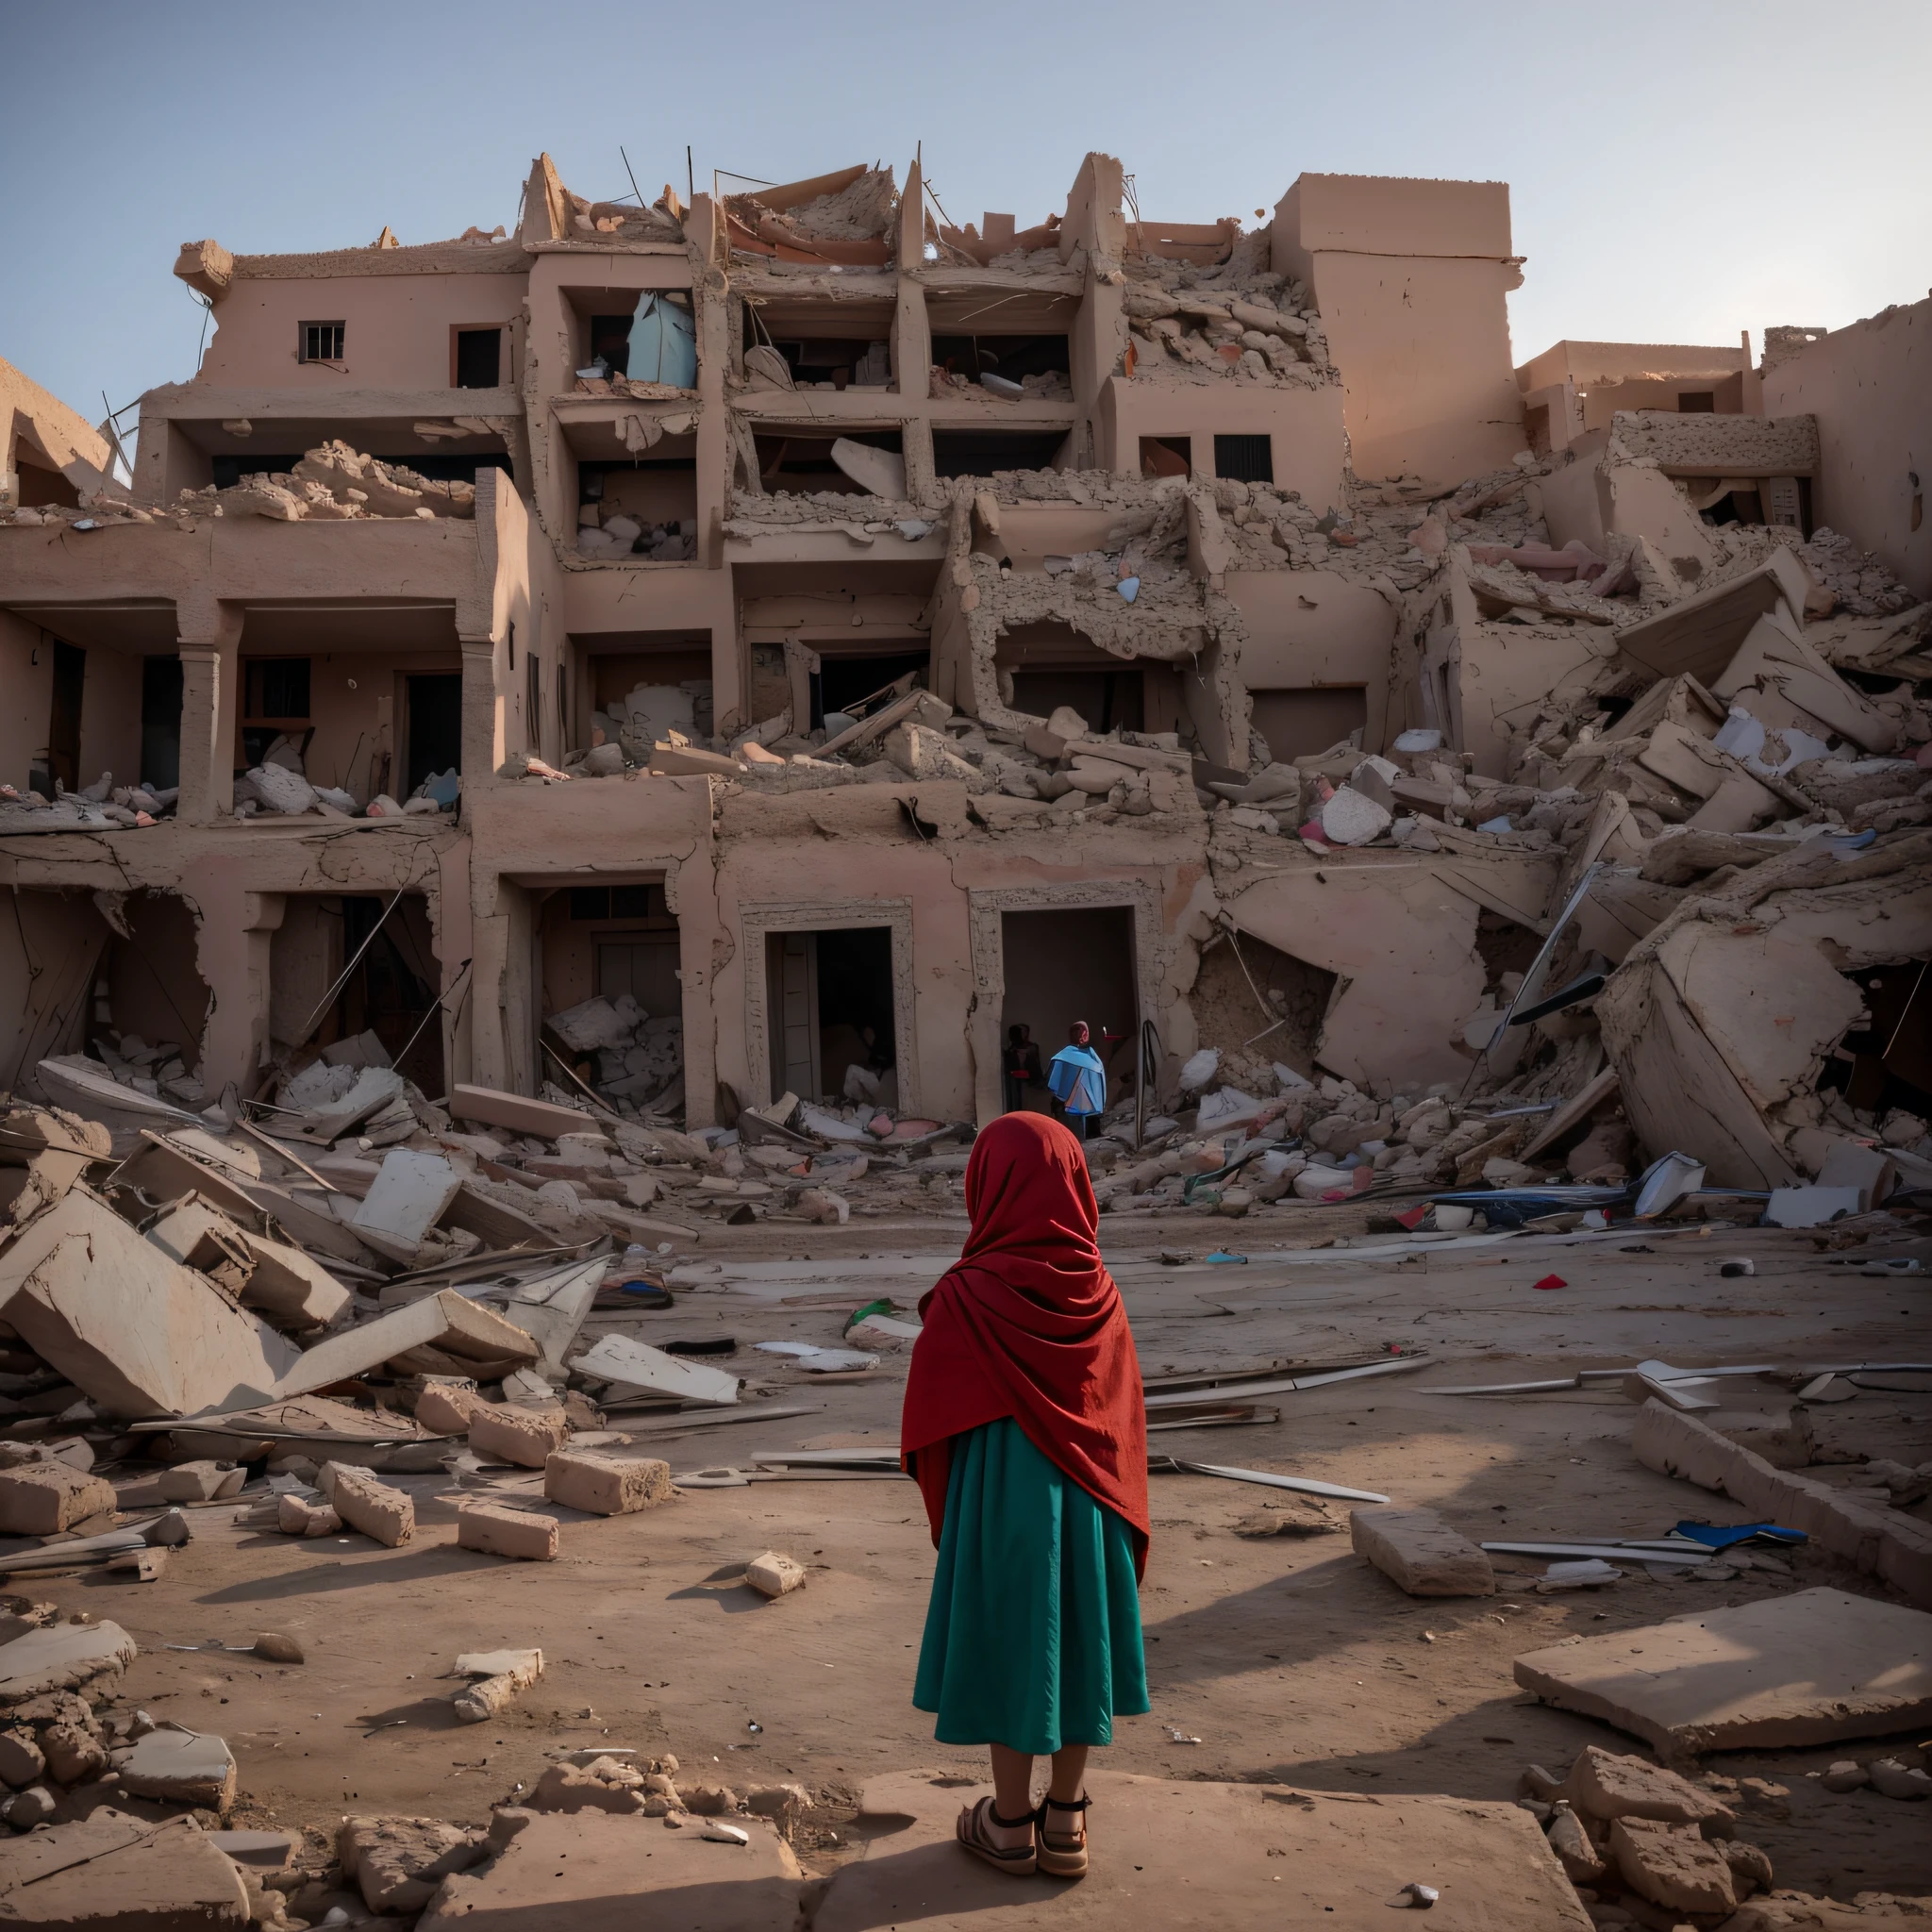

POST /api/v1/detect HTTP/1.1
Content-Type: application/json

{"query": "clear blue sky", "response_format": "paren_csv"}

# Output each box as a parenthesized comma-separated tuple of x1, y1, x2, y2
(4, 0, 1927, 440)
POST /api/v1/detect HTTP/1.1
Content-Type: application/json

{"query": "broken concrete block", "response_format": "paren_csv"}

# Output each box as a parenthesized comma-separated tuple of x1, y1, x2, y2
(157, 1459, 244, 1502)
(457, 1500, 559, 1561)
(0, 1190, 299, 1419)
(1608, 1815, 1736, 1915)
(1350, 1507, 1495, 1596)
(1632, 1400, 1932, 1605)
(0, 1621, 137, 1707)
(1514, 1587, 1932, 1753)
(450, 1084, 599, 1141)
(1821, 1759, 1870, 1792)
(0, 1813, 249, 1925)
(276, 1493, 341, 1537)
(572, 1332, 738, 1405)
(351, 1149, 463, 1262)
(321, 1464, 414, 1547)
(543, 1449, 672, 1515)
(452, 1648, 542, 1724)
(0, 1729, 43, 1788)
(339, 1814, 486, 1912)
(469, 1404, 570, 1468)
(525, 1762, 648, 1814)
(275, 1288, 539, 1398)
(745, 1550, 805, 1598)
(1543, 1805, 1605, 1884)
(415, 1380, 485, 1433)
(0, 1463, 114, 1535)
(114, 1723, 238, 1810)
(1558, 1747, 1734, 1827)
(1722, 1837, 1774, 1894)
(41, 1722, 107, 1785)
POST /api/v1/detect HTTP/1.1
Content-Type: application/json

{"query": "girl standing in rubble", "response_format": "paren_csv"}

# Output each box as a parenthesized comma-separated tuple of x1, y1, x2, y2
(901, 1110, 1150, 1881)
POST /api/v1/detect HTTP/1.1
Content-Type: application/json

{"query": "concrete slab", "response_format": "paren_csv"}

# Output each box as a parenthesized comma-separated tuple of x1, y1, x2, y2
(0, 1190, 300, 1419)
(350, 1149, 462, 1262)
(0, 1621, 137, 1707)
(113, 1724, 238, 1809)
(275, 1289, 539, 1398)
(1513, 1587, 1932, 1755)
(417, 1809, 802, 1930)
(0, 1809, 247, 1926)
(811, 1769, 1589, 1931)
(1350, 1507, 1495, 1596)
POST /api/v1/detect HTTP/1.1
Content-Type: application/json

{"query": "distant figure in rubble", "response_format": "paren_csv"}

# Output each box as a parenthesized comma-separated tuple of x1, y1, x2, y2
(1000, 1023, 1044, 1114)
(901, 1112, 1149, 1880)
(1046, 1021, 1106, 1141)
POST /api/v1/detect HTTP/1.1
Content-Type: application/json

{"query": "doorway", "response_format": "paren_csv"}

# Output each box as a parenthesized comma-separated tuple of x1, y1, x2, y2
(405, 674, 463, 793)
(765, 925, 897, 1105)
(999, 907, 1136, 1114)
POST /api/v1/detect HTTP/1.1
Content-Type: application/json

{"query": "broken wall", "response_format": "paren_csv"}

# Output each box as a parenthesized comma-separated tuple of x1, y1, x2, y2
(0, 891, 110, 1097)
(1762, 296, 1930, 598)
(1273, 175, 1524, 486)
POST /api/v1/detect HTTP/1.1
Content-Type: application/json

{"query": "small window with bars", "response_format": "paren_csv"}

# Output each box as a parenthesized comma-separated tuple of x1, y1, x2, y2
(299, 321, 345, 363)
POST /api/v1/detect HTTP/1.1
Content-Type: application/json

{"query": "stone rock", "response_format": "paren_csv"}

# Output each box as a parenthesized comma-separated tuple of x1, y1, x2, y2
(1720, 1837, 1774, 1894)
(339, 1813, 485, 1911)
(0, 1730, 44, 1790)
(5, 1785, 55, 1829)
(543, 1449, 672, 1516)
(1558, 1747, 1735, 1827)
(457, 1499, 559, 1561)
(1545, 1805, 1606, 1883)
(276, 1493, 341, 1537)
(469, 1404, 571, 1469)
(41, 1722, 107, 1785)
(1607, 1815, 1736, 1914)
(486, 1807, 537, 1851)
(1820, 1759, 1870, 1791)
(1868, 1757, 1932, 1799)
(526, 1763, 647, 1815)
(745, 1550, 806, 1598)
(681, 1782, 738, 1815)
(157, 1459, 243, 1502)
(1319, 784, 1393, 846)
(415, 1380, 486, 1434)
(1350, 1507, 1495, 1596)
(321, 1464, 413, 1547)
(253, 1632, 304, 1664)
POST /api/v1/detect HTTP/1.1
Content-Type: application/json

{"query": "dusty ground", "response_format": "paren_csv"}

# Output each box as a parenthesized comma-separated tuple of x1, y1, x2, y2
(41, 1207, 1932, 1906)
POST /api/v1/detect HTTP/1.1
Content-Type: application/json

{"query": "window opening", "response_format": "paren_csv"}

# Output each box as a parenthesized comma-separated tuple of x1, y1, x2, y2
(455, 327, 502, 388)
(1214, 434, 1274, 484)
(46, 640, 85, 795)
(1677, 391, 1716, 413)
(1140, 436, 1191, 479)
(405, 673, 463, 791)
(299, 322, 345, 364)
(141, 655, 184, 792)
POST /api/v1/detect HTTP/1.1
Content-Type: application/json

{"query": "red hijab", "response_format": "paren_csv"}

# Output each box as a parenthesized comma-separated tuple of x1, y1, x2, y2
(901, 1112, 1149, 1574)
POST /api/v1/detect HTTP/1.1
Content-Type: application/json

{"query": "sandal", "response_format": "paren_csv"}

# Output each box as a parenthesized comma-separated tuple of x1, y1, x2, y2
(1036, 1792, 1091, 1878)
(957, 1796, 1037, 1876)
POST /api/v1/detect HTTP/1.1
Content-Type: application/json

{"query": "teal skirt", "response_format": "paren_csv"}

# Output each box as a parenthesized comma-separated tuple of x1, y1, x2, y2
(913, 1417, 1149, 1754)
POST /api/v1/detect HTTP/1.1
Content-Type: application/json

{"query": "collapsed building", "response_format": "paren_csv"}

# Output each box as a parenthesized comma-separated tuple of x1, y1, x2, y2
(1, 156, 1927, 1206)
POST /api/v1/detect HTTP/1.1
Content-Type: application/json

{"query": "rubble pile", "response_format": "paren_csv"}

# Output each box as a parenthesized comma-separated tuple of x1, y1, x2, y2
(1123, 274, 1332, 388)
